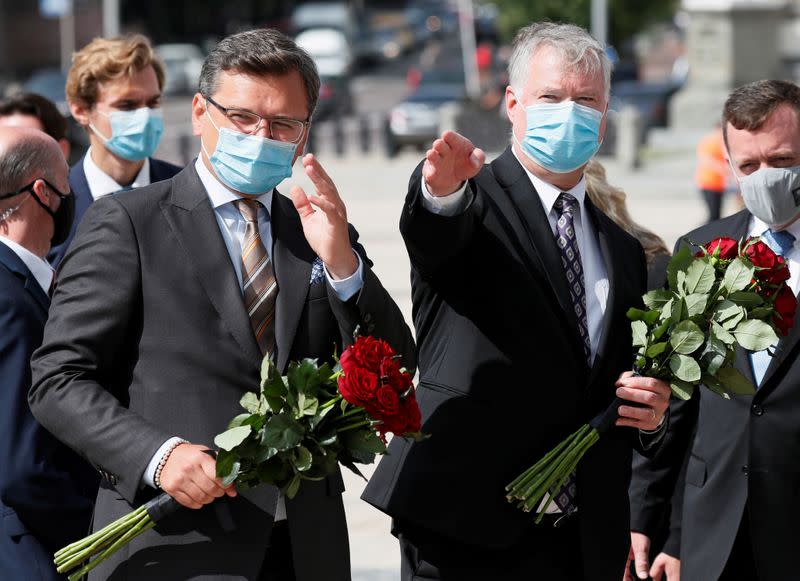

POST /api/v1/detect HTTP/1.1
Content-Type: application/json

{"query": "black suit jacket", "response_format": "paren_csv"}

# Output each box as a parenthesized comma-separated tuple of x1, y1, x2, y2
(29, 164, 415, 581)
(362, 148, 649, 580)
(47, 154, 181, 267)
(0, 243, 97, 577)
(630, 209, 800, 580)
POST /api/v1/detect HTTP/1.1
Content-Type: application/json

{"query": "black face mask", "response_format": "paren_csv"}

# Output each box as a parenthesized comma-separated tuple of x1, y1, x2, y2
(0, 178, 74, 246)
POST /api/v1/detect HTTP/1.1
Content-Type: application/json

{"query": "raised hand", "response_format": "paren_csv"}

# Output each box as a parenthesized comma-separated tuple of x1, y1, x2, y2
(422, 130, 486, 197)
(290, 154, 358, 280)
(158, 443, 237, 509)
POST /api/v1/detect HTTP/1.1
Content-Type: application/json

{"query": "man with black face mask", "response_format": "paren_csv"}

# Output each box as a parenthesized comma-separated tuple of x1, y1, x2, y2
(627, 79, 800, 581)
(0, 127, 98, 579)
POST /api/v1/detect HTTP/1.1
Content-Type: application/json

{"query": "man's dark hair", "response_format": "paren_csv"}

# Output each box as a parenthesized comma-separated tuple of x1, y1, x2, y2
(198, 28, 320, 117)
(0, 93, 68, 142)
(722, 80, 800, 149)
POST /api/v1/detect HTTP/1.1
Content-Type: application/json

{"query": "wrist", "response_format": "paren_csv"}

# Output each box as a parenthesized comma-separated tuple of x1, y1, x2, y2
(424, 178, 464, 198)
(326, 250, 358, 280)
(154, 439, 188, 489)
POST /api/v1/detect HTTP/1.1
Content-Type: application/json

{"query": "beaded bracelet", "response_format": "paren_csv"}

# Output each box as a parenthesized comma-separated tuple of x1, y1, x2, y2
(154, 439, 189, 489)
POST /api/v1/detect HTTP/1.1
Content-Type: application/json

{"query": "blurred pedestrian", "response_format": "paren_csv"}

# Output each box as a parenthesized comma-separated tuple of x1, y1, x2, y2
(48, 34, 181, 267)
(0, 92, 70, 160)
(0, 127, 97, 580)
(695, 124, 729, 223)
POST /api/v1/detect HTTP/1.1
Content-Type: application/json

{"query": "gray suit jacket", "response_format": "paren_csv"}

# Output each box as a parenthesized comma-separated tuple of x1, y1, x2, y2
(29, 164, 415, 580)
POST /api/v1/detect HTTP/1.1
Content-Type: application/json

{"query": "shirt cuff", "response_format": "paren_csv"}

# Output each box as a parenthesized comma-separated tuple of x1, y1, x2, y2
(638, 409, 669, 451)
(142, 436, 186, 489)
(325, 251, 364, 301)
(419, 178, 472, 216)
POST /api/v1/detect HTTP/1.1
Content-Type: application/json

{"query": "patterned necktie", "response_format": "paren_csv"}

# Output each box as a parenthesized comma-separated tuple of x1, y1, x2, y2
(235, 199, 278, 357)
(750, 228, 795, 386)
(549, 192, 589, 517)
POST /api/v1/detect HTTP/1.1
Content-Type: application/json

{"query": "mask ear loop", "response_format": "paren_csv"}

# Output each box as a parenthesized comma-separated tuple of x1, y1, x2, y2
(0, 193, 29, 223)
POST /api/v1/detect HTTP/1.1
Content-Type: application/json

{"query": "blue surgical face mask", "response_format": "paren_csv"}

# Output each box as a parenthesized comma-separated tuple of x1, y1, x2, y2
(202, 105, 297, 195)
(90, 107, 164, 161)
(514, 100, 604, 174)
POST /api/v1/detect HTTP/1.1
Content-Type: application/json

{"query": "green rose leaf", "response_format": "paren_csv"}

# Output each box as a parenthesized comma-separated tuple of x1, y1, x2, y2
(261, 368, 288, 413)
(667, 245, 694, 292)
(215, 450, 240, 485)
(295, 445, 313, 472)
(728, 291, 764, 308)
(700, 335, 728, 376)
(669, 353, 702, 382)
(652, 320, 671, 341)
(309, 403, 335, 430)
(676, 270, 688, 297)
(701, 373, 730, 399)
(711, 321, 736, 345)
(670, 298, 686, 325)
(255, 446, 278, 463)
(214, 425, 252, 451)
(748, 306, 774, 320)
(723, 258, 755, 293)
(669, 320, 704, 354)
(685, 260, 716, 294)
(240, 392, 261, 414)
(340, 429, 387, 454)
(643, 289, 673, 310)
(631, 320, 649, 347)
(716, 366, 756, 396)
(684, 293, 709, 318)
(262, 412, 305, 451)
(670, 378, 695, 400)
(733, 319, 778, 352)
(227, 413, 252, 429)
(288, 358, 323, 396)
(646, 342, 668, 358)
(284, 473, 302, 499)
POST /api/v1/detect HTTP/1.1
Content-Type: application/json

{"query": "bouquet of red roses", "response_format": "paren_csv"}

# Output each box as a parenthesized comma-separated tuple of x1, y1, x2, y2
(54, 334, 422, 580)
(506, 236, 796, 520)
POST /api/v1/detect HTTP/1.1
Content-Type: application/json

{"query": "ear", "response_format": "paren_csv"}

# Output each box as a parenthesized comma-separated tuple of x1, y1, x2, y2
(191, 93, 206, 137)
(58, 138, 70, 162)
(30, 179, 49, 205)
(69, 100, 91, 127)
(505, 86, 518, 123)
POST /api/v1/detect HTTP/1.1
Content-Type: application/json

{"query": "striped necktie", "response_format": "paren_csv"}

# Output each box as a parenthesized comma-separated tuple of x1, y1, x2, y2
(750, 228, 796, 386)
(235, 199, 278, 357)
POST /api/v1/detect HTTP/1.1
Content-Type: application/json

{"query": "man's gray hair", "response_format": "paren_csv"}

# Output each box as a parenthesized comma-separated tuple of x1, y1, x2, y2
(508, 22, 612, 97)
(198, 28, 320, 117)
(0, 135, 61, 197)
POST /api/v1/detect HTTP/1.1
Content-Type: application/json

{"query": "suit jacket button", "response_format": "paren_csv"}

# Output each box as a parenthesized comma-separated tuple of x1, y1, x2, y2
(742, 465, 749, 475)
(751, 404, 764, 416)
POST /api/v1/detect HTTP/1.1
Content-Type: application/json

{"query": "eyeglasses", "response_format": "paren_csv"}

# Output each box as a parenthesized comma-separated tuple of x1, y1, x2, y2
(0, 178, 71, 202)
(204, 94, 309, 143)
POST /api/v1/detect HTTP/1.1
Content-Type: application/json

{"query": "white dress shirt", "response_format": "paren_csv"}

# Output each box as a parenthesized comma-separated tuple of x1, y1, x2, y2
(83, 147, 151, 200)
(0, 236, 54, 293)
(144, 158, 365, 521)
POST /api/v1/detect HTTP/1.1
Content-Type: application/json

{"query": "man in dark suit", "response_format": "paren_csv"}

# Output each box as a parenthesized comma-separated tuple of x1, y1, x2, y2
(29, 29, 414, 581)
(628, 80, 800, 581)
(362, 22, 671, 581)
(0, 127, 98, 579)
(48, 34, 181, 267)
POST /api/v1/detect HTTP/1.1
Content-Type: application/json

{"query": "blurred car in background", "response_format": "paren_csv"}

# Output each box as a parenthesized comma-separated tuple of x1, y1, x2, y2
(290, 2, 370, 65)
(610, 79, 683, 129)
(295, 28, 353, 77)
(314, 74, 353, 120)
(155, 43, 204, 96)
(385, 78, 465, 157)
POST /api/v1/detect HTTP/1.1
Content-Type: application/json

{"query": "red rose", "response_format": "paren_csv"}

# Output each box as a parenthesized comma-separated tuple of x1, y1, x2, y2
(338, 367, 379, 408)
(745, 240, 779, 270)
(378, 393, 422, 437)
(340, 336, 396, 374)
(773, 285, 797, 336)
(372, 385, 400, 418)
(380, 358, 413, 393)
(702, 237, 738, 259)
(762, 256, 791, 285)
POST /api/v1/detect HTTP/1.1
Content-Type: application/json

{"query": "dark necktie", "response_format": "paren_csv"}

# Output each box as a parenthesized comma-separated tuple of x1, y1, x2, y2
(549, 191, 589, 516)
(235, 199, 278, 357)
(750, 228, 795, 385)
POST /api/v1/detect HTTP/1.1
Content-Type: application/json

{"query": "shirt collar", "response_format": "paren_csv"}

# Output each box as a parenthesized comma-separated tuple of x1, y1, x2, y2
(83, 147, 151, 200)
(194, 156, 274, 214)
(750, 215, 800, 251)
(511, 146, 586, 215)
(0, 236, 53, 293)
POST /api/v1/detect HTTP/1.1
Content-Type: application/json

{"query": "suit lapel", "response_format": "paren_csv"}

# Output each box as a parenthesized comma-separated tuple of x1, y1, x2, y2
(159, 165, 262, 366)
(270, 193, 314, 372)
(0, 243, 50, 313)
(485, 149, 587, 364)
(585, 201, 620, 383)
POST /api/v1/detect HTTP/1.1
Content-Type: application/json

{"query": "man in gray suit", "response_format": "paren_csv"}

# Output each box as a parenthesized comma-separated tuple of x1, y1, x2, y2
(29, 28, 414, 581)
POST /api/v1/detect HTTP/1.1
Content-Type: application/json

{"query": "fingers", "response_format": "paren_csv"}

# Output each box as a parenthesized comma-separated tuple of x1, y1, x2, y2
(615, 377, 670, 430)
(302, 154, 341, 202)
(634, 547, 650, 580)
(159, 444, 231, 510)
(623, 548, 634, 581)
(650, 560, 665, 581)
(290, 186, 315, 219)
